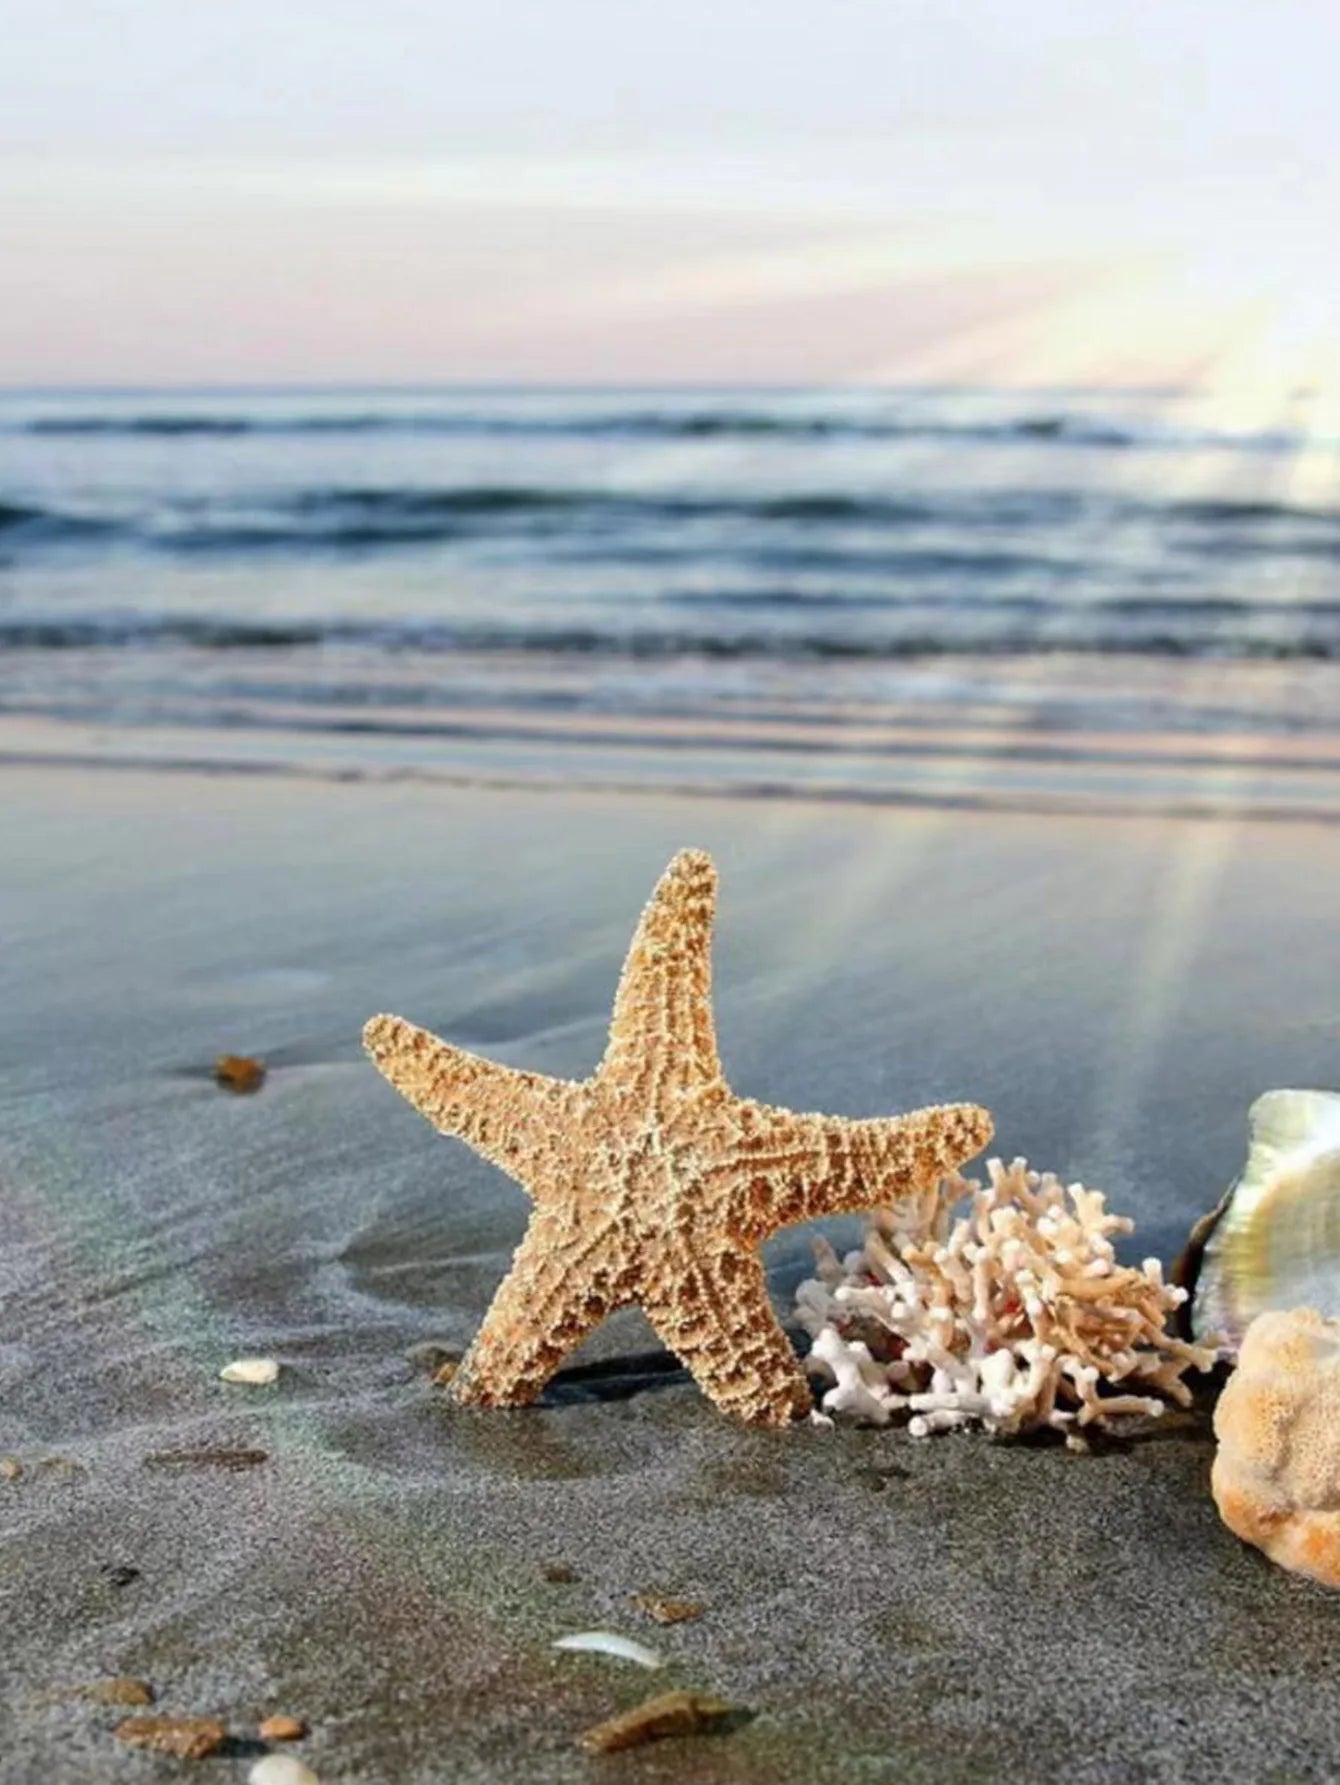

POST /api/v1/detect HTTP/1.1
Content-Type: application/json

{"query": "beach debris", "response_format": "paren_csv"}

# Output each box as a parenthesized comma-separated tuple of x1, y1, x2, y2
(553, 1631, 664, 1669)
(364, 849, 991, 1426)
(144, 1446, 269, 1470)
(1213, 1306, 1340, 1588)
(540, 1562, 578, 1583)
(631, 1593, 705, 1624)
(404, 1340, 462, 1376)
(38, 1454, 84, 1472)
(144, 1442, 269, 1470)
(113, 1715, 227, 1759)
(99, 1564, 140, 1588)
(796, 1156, 1215, 1436)
(1177, 1090, 1340, 1359)
(579, 1689, 734, 1754)
(216, 1054, 266, 1094)
(86, 1678, 155, 1707)
(249, 1757, 319, 1785)
(219, 1357, 280, 1386)
(257, 1714, 309, 1742)
(0, 1456, 21, 1482)
(432, 1360, 458, 1386)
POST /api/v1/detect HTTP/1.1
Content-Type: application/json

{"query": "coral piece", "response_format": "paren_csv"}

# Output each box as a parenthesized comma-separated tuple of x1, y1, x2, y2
(579, 1690, 734, 1754)
(1212, 1307, 1340, 1588)
(797, 1156, 1214, 1435)
(365, 848, 992, 1427)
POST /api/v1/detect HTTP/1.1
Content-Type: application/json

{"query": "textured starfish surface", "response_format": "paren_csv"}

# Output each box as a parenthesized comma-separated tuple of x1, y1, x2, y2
(364, 849, 993, 1426)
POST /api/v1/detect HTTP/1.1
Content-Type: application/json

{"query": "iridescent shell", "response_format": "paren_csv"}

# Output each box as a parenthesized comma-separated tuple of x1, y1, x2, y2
(1179, 1090, 1340, 1356)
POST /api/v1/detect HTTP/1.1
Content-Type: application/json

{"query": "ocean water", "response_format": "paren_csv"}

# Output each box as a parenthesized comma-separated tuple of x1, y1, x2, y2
(3, 385, 1339, 817)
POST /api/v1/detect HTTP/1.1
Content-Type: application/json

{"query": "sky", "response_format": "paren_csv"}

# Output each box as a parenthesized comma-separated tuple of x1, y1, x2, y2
(3, 2, 1339, 390)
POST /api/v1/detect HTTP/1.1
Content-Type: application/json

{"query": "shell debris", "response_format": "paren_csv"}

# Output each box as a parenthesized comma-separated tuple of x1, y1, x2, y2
(219, 1357, 280, 1386)
(553, 1631, 663, 1668)
(579, 1689, 734, 1753)
(113, 1715, 227, 1760)
(631, 1593, 705, 1624)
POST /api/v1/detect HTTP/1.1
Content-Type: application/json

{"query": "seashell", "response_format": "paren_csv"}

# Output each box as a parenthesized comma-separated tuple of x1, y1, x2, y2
(1178, 1090, 1340, 1357)
(552, 1631, 663, 1668)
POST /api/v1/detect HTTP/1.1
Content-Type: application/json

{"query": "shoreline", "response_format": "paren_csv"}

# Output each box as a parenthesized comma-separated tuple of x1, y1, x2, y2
(6, 705, 1340, 826)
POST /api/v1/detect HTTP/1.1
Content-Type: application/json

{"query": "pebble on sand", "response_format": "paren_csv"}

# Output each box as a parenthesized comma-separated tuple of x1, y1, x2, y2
(250, 1755, 320, 1785)
(215, 1054, 266, 1093)
(579, 1689, 734, 1754)
(113, 1715, 227, 1760)
(258, 1714, 309, 1742)
(219, 1357, 280, 1386)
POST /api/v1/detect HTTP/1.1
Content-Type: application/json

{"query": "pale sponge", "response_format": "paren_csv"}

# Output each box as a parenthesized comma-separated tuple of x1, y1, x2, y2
(1212, 1307, 1340, 1588)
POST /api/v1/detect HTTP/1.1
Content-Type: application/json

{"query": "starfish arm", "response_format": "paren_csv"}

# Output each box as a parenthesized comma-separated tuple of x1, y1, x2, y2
(596, 848, 722, 1109)
(721, 1100, 994, 1239)
(363, 1013, 582, 1192)
(641, 1243, 812, 1427)
(452, 1209, 619, 1407)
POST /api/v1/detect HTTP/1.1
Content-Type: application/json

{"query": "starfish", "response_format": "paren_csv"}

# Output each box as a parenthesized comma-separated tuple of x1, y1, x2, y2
(364, 849, 993, 1426)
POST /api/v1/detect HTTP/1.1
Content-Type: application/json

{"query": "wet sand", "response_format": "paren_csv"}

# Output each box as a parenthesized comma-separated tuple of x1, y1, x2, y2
(3, 762, 1340, 1783)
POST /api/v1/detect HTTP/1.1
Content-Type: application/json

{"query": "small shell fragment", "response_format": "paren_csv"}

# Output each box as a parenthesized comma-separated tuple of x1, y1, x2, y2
(631, 1594, 705, 1625)
(0, 1457, 21, 1482)
(113, 1715, 227, 1759)
(258, 1714, 308, 1742)
(553, 1631, 663, 1669)
(579, 1689, 734, 1753)
(250, 1757, 320, 1785)
(219, 1357, 280, 1386)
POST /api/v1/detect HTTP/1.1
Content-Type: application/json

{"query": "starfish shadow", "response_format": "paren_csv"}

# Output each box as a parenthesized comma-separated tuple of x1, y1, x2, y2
(543, 1347, 691, 1405)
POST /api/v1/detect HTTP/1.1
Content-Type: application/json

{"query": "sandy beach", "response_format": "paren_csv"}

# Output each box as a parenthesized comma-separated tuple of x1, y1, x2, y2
(3, 760, 1340, 1783)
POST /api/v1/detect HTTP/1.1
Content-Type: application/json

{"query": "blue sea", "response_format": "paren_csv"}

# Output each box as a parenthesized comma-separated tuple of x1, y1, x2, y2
(3, 385, 1339, 817)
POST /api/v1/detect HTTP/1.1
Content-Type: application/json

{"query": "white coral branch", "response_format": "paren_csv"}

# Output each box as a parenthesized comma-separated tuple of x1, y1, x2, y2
(796, 1156, 1217, 1437)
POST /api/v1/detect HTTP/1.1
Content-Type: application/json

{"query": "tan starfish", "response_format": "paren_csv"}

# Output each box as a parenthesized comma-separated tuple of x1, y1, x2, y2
(364, 849, 992, 1426)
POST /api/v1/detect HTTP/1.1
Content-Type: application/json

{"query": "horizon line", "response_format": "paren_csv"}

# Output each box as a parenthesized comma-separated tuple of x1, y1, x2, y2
(0, 379, 1195, 399)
